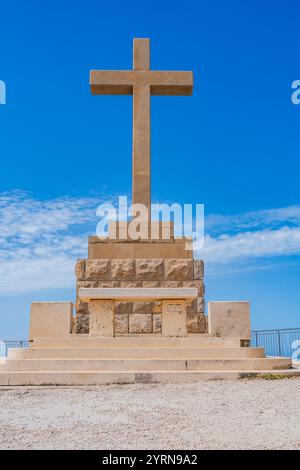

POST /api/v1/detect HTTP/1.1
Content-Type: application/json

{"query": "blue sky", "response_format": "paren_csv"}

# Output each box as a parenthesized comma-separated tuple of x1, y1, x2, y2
(0, 0, 300, 338)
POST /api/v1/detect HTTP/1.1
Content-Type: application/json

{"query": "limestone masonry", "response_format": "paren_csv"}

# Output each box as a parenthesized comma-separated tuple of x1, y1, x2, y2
(73, 257, 206, 335)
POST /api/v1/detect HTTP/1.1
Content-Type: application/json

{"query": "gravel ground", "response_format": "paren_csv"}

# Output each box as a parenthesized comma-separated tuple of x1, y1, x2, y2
(0, 378, 300, 450)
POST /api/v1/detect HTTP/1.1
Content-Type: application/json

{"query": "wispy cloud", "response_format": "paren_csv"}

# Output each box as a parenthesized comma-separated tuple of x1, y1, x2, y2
(0, 190, 300, 293)
(0, 190, 114, 294)
(202, 227, 300, 261)
(205, 205, 300, 234)
(201, 206, 300, 275)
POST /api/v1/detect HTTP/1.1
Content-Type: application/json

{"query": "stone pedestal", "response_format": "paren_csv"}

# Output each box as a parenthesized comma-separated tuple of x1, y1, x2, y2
(73, 223, 206, 335)
(79, 287, 196, 338)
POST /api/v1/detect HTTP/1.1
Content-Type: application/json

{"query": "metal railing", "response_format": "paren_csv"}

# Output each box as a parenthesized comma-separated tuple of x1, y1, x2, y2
(251, 328, 300, 357)
(0, 341, 31, 357)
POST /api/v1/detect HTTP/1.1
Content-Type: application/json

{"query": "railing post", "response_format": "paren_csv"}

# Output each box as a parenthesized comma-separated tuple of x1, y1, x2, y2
(255, 331, 258, 348)
(277, 330, 282, 356)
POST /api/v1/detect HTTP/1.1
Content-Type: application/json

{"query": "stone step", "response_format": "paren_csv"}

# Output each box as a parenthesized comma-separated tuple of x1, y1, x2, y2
(7, 347, 265, 360)
(0, 369, 299, 386)
(33, 335, 241, 349)
(0, 357, 291, 372)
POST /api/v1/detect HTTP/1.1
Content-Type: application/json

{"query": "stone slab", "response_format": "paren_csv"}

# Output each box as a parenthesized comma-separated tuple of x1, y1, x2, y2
(0, 357, 292, 372)
(162, 300, 187, 337)
(8, 347, 266, 360)
(88, 238, 193, 259)
(78, 287, 198, 301)
(29, 302, 73, 341)
(32, 335, 241, 348)
(89, 300, 114, 337)
(208, 301, 251, 340)
(1, 368, 298, 386)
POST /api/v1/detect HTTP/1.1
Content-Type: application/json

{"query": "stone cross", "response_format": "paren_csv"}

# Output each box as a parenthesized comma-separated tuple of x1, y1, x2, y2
(90, 38, 193, 216)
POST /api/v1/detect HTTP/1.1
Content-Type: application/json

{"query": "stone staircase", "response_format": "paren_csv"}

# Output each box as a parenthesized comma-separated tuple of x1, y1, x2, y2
(0, 335, 297, 385)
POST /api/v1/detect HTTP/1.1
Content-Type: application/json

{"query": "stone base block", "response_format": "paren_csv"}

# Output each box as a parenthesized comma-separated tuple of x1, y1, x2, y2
(88, 238, 192, 259)
(208, 301, 251, 340)
(29, 302, 73, 341)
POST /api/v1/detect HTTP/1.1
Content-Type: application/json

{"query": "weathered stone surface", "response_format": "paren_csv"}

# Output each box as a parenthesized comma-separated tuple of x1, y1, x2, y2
(187, 313, 207, 333)
(111, 259, 134, 280)
(160, 281, 181, 288)
(77, 281, 119, 289)
(75, 260, 86, 281)
(120, 281, 143, 288)
(89, 300, 114, 337)
(76, 298, 88, 313)
(143, 281, 159, 287)
(165, 259, 193, 281)
(186, 296, 204, 315)
(72, 311, 89, 334)
(77, 281, 99, 289)
(73, 253, 206, 336)
(88, 238, 192, 259)
(136, 259, 164, 280)
(73, 299, 89, 334)
(197, 296, 205, 313)
(186, 299, 197, 316)
(115, 302, 133, 315)
(85, 260, 110, 280)
(153, 313, 162, 333)
(129, 313, 153, 333)
(115, 313, 129, 334)
(182, 280, 205, 297)
(133, 302, 156, 314)
(208, 301, 251, 340)
(162, 300, 187, 337)
(194, 260, 204, 280)
(96, 281, 120, 288)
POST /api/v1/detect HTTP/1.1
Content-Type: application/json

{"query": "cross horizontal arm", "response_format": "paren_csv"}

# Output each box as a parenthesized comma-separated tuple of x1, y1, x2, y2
(90, 70, 193, 95)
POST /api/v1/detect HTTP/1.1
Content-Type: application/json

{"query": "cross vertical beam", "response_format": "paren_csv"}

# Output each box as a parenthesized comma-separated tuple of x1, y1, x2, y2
(132, 39, 151, 214)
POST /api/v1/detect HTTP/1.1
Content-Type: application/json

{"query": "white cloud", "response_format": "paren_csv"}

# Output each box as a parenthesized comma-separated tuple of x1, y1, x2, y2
(0, 190, 300, 293)
(0, 191, 113, 294)
(201, 227, 300, 263)
(205, 205, 300, 233)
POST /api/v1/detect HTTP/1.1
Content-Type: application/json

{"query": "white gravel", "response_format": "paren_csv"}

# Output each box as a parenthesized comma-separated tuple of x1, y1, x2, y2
(0, 379, 300, 450)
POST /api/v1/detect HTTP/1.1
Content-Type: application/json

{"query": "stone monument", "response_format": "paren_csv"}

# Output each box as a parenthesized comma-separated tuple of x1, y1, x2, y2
(73, 38, 206, 336)
(0, 39, 294, 385)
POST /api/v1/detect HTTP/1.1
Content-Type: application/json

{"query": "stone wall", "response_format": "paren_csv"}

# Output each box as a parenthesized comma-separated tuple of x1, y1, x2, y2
(73, 258, 206, 335)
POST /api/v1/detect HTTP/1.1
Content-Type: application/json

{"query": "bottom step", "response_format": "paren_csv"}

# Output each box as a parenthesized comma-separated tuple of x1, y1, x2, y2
(0, 369, 299, 385)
